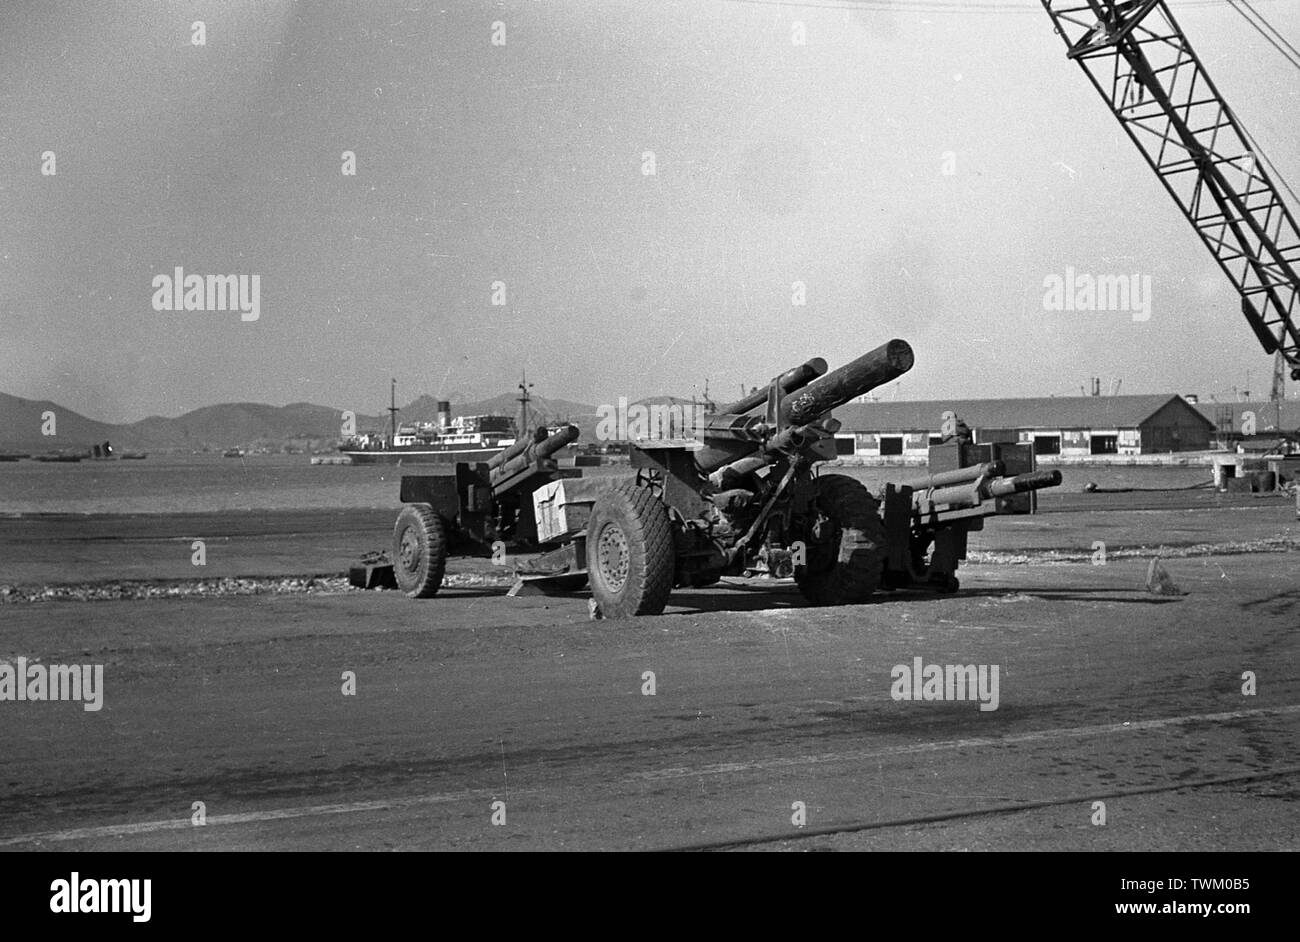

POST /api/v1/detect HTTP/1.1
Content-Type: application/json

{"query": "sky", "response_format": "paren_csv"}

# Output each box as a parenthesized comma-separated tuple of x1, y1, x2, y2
(2, 0, 1299, 423)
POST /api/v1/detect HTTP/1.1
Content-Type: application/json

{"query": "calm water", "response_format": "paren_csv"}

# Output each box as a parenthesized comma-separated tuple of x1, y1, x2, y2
(0, 454, 406, 515)
(0, 454, 1214, 515)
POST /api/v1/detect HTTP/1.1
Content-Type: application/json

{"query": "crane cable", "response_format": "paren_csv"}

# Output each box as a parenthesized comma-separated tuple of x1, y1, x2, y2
(722, 0, 1300, 211)
(1220, 1, 1300, 375)
(721, 0, 1288, 14)
(1227, 0, 1300, 69)
(1217, 1, 1300, 211)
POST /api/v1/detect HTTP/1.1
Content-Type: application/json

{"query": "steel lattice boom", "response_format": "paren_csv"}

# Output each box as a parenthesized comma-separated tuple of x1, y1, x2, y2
(1041, 0, 1300, 377)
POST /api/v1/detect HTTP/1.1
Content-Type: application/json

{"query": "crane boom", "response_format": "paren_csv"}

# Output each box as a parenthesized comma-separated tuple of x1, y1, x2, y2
(1040, 0, 1300, 381)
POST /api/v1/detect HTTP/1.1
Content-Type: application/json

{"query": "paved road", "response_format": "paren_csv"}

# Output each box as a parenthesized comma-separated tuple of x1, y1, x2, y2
(2, 550, 1296, 851)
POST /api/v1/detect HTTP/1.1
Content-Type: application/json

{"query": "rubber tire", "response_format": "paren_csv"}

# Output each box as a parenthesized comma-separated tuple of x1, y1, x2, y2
(586, 481, 675, 618)
(392, 504, 449, 598)
(795, 473, 887, 606)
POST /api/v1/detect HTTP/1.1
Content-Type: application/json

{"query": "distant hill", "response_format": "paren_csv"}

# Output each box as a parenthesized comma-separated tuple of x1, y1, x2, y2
(0, 390, 611, 453)
(123, 401, 357, 450)
(0, 393, 125, 453)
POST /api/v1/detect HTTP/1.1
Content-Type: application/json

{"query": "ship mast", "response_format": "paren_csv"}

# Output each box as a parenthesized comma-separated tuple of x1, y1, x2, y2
(517, 371, 534, 435)
(388, 378, 399, 441)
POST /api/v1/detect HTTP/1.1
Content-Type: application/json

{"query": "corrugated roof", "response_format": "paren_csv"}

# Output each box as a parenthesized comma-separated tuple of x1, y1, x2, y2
(832, 395, 1208, 432)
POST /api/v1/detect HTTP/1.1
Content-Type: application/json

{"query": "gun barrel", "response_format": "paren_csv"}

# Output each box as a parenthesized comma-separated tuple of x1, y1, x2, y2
(917, 468, 1062, 510)
(900, 461, 1004, 491)
(717, 358, 828, 416)
(987, 469, 1061, 497)
(697, 412, 769, 442)
(492, 425, 579, 483)
(488, 426, 545, 470)
(780, 339, 914, 426)
(920, 483, 981, 508)
(535, 423, 580, 460)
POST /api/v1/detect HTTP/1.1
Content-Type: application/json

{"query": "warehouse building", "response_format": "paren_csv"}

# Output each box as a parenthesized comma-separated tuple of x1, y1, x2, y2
(832, 394, 1214, 458)
(1193, 400, 1300, 445)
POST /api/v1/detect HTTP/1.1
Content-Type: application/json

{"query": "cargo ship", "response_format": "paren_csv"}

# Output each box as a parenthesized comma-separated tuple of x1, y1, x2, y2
(339, 378, 562, 465)
(340, 410, 516, 464)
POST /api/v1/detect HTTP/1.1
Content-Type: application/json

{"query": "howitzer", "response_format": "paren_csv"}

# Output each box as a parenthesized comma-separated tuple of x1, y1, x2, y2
(586, 339, 920, 614)
(877, 466, 1063, 593)
(391, 423, 583, 595)
(387, 339, 1063, 616)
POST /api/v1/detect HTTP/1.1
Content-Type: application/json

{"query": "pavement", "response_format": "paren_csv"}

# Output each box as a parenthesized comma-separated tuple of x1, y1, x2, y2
(0, 498, 1296, 851)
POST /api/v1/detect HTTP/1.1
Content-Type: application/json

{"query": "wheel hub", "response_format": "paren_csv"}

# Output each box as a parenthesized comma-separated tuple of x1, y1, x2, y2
(399, 528, 421, 572)
(803, 513, 840, 572)
(596, 522, 630, 591)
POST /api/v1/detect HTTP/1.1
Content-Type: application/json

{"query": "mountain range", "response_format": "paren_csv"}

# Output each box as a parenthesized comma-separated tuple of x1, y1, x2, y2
(0, 391, 603, 453)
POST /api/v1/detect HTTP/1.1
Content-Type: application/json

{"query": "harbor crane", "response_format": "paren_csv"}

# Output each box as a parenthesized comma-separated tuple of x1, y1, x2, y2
(1040, 0, 1300, 397)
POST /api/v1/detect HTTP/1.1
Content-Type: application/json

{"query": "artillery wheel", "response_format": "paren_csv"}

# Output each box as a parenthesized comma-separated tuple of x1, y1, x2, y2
(795, 473, 887, 606)
(392, 503, 449, 598)
(586, 481, 675, 618)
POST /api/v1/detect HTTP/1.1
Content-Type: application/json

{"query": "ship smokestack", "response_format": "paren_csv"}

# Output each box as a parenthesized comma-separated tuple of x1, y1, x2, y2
(437, 400, 451, 431)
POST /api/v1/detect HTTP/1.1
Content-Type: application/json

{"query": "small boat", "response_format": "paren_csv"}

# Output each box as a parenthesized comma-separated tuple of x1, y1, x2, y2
(85, 441, 145, 460)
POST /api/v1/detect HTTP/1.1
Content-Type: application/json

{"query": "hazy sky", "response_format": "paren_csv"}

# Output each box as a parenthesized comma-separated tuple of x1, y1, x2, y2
(2, 0, 1299, 422)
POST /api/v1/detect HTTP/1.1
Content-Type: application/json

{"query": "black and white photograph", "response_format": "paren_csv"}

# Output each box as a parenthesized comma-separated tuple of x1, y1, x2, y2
(0, 0, 1296, 901)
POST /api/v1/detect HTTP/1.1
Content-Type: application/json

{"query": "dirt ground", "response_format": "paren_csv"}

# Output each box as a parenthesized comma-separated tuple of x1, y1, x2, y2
(1, 495, 1296, 851)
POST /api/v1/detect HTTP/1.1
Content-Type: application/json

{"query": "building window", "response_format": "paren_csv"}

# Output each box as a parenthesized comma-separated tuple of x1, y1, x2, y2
(879, 436, 904, 456)
(928, 436, 943, 447)
(1090, 435, 1118, 455)
(1033, 435, 1061, 456)
(835, 436, 855, 455)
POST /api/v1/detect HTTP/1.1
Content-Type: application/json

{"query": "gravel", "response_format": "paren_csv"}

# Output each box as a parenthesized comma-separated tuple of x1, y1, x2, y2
(0, 570, 517, 604)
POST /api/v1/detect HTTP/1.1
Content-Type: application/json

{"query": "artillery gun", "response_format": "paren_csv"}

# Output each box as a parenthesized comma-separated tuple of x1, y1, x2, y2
(391, 422, 580, 596)
(389, 339, 1062, 616)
